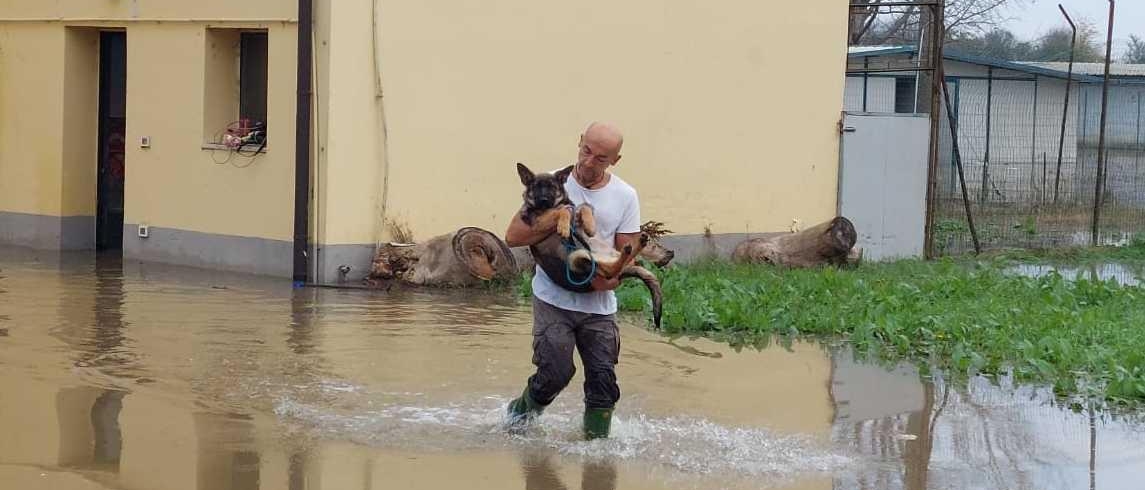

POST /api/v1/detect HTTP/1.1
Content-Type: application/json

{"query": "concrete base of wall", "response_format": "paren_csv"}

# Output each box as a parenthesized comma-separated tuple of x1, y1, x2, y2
(3, 213, 787, 282)
(120, 223, 378, 282)
(123, 223, 293, 278)
(0, 211, 94, 250)
(314, 243, 377, 284)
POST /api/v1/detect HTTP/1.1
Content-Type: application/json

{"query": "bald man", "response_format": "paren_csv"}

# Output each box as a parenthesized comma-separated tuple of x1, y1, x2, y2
(503, 122, 642, 440)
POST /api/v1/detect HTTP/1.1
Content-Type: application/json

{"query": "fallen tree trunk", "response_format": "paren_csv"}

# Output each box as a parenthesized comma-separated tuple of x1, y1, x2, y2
(731, 216, 861, 267)
(367, 227, 525, 287)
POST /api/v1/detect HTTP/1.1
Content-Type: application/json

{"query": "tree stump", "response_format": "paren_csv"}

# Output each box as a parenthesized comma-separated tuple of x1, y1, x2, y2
(731, 216, 861, 267)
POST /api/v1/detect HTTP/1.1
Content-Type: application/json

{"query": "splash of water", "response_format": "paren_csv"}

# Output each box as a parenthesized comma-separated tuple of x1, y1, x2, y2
(273, 388, 853, 479)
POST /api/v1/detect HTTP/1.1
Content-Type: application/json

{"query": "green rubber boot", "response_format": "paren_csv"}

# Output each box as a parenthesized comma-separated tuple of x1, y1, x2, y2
(505, 387, 545, 433)
(583, 407, 613, 440)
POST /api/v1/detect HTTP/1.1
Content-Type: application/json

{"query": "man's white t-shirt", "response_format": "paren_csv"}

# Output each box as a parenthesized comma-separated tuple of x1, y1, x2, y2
(532, 171, 641, 315)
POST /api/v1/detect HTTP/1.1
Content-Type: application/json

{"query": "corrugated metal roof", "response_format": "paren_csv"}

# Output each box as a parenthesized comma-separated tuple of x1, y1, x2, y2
(845, 46, 1142, 83)
(847, 45, 914, 55)
(1017, 62, 1145, 78)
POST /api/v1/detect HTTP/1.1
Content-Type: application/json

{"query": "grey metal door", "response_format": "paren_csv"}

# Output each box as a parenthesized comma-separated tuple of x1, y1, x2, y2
(838, 113, 930, 261)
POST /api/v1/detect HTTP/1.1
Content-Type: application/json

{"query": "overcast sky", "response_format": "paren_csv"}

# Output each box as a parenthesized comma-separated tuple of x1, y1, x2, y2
(998, 0, 1144, 59)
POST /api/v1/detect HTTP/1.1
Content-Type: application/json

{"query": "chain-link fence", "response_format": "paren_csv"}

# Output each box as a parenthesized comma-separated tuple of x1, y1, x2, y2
(933, 76, 1145, 255)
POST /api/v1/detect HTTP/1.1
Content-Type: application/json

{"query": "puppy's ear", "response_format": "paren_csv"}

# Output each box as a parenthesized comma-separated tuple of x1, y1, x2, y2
(554, 165, 575, 184)
(516, 163, 535, 186)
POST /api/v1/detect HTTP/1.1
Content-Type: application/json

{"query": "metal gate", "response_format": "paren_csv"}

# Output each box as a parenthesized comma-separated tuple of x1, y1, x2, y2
(838, 112, 931, 261)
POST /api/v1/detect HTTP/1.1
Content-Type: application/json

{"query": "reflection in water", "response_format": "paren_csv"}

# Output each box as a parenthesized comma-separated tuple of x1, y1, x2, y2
(288, 288, 318, 355)
(91, 390, 125, 466)
(831, 369, 1145, 490)
(289, 452, 307, 490)
(1006, 262, 1143, 287)
(1, 247, 1145, 490)
(521, 450, 618, 490)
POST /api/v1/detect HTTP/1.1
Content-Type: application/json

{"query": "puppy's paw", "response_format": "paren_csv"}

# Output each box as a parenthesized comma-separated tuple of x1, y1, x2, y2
(557, 209, 572, 239)
(577, 206, 597, 237)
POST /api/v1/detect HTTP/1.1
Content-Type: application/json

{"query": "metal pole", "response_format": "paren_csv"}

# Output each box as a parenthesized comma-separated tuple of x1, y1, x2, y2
(914, 24, 926, 113)
(950, 79, 961, 195)
(1032, 76, 1039, 201)
(1054, 4, 1077, 204)
(1136, 90, 1142, 201)
(981, 67, 994, 202)
(923, 1, 945, 258)
(1091, 0, 1115, 246)
(942, 70, 983, 254)
(293, 0, 314, 283)
(863, 57, 870, 112)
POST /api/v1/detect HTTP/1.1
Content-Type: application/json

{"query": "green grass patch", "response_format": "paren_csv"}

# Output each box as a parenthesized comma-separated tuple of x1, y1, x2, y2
(518, 245, 1145, 407)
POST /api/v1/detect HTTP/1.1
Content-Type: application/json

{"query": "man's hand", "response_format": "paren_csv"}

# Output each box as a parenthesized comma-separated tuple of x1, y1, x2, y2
(591, 275, 620, 291)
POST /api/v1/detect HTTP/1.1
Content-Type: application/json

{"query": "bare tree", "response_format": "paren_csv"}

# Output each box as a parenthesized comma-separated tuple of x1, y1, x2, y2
(850, 0, 1027, 46)
(1126, 35, 1145, 64)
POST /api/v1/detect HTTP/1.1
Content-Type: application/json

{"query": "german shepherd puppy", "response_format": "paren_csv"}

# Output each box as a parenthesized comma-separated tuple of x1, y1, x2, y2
(516, 163, 663, 329)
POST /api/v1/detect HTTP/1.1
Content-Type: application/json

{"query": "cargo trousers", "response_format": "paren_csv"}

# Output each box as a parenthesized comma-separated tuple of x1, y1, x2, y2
(525, 297, 621, 410)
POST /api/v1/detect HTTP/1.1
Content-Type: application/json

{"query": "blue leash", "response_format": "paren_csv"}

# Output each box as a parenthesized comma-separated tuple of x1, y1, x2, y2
(563, 212, 596, 287)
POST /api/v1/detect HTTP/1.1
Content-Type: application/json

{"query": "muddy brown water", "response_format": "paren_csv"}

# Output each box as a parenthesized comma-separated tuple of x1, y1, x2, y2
(1, 246, 1143, 490)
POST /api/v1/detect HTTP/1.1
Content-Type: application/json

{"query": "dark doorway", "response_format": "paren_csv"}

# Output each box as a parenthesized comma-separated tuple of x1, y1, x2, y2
(97, 31, 126, 251)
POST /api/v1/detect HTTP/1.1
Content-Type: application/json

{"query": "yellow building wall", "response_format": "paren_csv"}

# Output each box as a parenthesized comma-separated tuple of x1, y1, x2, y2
(123, 21, 297, 241)
(0, 1, 296, 20)
(4, 0, 851, 271)
(1, 1, 298, 244)
(313, 0, 387, 246)
(0, 24, 66, 216)
(366, 0, 850, 239)
(61, 28, 101, 217)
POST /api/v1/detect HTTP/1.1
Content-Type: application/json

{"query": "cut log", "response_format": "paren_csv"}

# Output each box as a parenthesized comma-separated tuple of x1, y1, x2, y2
(731, 216, 860, 268)
(367, 227, 522, 287)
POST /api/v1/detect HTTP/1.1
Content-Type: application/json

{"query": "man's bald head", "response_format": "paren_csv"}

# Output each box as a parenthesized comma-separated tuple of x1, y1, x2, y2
(582, 121, 624, 154)
(574, 121, 624, 189)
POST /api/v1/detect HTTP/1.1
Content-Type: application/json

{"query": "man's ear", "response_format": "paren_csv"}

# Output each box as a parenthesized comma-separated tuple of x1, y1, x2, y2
(612, 154, 622, 167)
(516, 162, 535, 186)
(555, 165, 575, 183)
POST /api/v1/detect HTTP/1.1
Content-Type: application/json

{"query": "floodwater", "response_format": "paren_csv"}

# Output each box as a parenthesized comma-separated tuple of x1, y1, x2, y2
(1006, 262, 1143, 287)
(1, 246, 1143, 490)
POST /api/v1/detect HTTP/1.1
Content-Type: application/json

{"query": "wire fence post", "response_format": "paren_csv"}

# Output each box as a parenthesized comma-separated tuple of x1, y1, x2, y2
(921, 0, 945, 259)
(981, 67, 994, 203)
(1091, 0, 1115, 245)
(1054, 4, 1077, 204)
(1032, 76, 1039, 204)
(941, 66, 982, 255)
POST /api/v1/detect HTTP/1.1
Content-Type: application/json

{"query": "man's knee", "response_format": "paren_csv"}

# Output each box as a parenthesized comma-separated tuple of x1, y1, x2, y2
(583, 367, 620, 409)
(529, 362, 576, 405)
(529, 335, 577, 404)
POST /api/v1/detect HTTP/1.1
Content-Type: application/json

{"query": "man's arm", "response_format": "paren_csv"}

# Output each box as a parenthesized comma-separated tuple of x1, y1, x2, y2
(505, 210, 555, 248)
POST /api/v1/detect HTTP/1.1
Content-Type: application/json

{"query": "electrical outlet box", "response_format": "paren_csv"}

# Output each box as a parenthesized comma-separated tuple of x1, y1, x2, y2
(140, 136, 151, 148)
(137, 224, 149, 238)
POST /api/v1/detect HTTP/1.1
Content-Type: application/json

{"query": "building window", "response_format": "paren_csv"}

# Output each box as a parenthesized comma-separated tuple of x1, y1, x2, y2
(239, 32, 268, 124)
(204, 29, 268, 146)
(894, 76, 917, 113)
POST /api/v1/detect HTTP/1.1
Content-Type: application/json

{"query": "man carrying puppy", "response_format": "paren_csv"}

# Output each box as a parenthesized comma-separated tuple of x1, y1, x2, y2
(503, 121, 642, 440)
